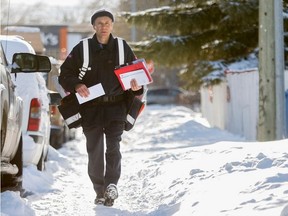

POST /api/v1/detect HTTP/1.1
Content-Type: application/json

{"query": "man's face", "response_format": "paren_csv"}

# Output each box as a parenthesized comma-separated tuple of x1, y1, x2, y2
(93, 16, 113, 39)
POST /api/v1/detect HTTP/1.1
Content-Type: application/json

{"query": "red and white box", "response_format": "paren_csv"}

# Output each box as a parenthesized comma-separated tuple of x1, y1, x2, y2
(114, 59, 153, 90)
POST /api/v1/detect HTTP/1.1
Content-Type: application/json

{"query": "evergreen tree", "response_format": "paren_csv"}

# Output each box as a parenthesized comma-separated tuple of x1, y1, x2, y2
(122, 0, 288, 90)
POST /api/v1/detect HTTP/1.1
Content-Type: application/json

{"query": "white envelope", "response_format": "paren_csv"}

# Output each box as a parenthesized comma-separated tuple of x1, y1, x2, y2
(76, 83, 105, 104)
(119, 69, 151, 90)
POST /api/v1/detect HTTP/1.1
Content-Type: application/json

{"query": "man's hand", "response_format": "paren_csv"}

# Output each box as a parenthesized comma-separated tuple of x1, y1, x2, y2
(130, 79, 141, 91)
(75, 83, 90, 97)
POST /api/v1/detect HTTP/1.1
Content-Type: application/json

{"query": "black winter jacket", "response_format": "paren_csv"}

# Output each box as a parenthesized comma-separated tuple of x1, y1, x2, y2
(59, 33, 142, 130)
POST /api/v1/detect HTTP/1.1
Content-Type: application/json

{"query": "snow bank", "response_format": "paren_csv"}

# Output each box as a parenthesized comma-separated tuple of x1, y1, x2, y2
(1, 105, 288, 216)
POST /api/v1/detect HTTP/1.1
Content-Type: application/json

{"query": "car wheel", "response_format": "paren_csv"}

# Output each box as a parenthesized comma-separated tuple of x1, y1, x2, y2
(50, 131, 63, 149)
(1, 135, 23, 191)
(1, 111, 7, 151)
(44, 146, 49, 162)
(37, 151, 45, 171)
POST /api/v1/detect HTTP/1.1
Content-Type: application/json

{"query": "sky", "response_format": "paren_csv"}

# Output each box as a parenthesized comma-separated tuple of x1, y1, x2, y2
(3, 0, 121, 25)
(8, 0, 120, 7)
(1, 104, 288, 216)
(9, 0, 81, 6)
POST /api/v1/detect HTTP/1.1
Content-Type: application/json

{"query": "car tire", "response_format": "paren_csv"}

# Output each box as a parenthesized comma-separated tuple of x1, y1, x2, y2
(1, 110, 7, 152)
(50, 130, 63, 149)
(44, 146, 49, 162)
(1, 135, 23, 191)
(36, 150, 45, 171)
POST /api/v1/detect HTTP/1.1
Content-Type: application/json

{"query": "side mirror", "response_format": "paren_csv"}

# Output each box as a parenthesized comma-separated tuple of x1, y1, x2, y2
(11, 53, 51, 73)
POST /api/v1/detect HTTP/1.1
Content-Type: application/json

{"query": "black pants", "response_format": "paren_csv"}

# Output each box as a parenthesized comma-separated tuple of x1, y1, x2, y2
(83, 121, 124, 196)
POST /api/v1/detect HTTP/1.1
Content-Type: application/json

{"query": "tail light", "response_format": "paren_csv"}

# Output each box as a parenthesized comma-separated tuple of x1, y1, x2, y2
(50, 105, 62, 126)
(27, 98, 41, 131)
(50, 105, 57, 115)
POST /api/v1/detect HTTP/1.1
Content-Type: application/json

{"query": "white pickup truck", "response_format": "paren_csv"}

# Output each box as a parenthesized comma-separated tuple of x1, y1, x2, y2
(0, 41, 51, 190)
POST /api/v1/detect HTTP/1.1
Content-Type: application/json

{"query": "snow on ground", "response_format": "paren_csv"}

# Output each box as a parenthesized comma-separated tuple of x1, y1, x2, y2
(1, 105, 288, 216)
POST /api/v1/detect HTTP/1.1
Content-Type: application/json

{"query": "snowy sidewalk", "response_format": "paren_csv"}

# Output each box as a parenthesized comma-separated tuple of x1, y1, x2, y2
(1, 105, 288, 216)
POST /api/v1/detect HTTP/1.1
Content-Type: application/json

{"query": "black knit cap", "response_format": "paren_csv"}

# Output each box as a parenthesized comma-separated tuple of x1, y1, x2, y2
(91, 9, 114, 25)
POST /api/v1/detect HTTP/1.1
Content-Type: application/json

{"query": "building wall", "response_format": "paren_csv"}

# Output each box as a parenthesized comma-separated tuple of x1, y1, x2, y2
(201, 69, 288, 140)
(200, 82, 228, 130)
(201, 69, 259, 140)
(226, 70, 259, 140)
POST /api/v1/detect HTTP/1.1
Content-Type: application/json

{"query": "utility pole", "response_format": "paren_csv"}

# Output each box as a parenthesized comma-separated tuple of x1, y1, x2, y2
(131, 0, 137, 42)
(258, 0, 286, 141)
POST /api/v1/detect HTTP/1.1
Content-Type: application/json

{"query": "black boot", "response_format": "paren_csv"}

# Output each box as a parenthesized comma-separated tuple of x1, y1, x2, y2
(104, 184, 118, 207)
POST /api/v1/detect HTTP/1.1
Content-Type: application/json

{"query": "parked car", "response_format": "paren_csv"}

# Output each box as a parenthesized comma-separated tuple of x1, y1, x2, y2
(146, 87, 201, 109)
(0, 35, 51, 171)
(49, 91, 76, 149)
(47, 57, 76, 149)
(47, 60, 76, 149)
(0, 41, 51, 190)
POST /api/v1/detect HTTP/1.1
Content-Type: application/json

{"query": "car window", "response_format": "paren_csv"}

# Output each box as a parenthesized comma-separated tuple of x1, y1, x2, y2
(157, 89, 167, 95)
(49, 92, 62, 105)
(148, 89, 169, 96)
(169, 89, 177, 96)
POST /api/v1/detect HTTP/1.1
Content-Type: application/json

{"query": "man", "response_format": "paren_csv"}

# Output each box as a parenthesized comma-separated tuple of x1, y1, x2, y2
(59, 9, 143, 207)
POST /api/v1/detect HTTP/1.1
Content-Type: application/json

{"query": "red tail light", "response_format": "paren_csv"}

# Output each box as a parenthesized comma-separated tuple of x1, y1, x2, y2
(50, 105, 57, 115)
(27, 98, 41, 131)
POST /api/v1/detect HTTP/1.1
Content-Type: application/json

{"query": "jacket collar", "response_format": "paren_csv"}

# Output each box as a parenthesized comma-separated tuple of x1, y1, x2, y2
(92, 33, 115, 52)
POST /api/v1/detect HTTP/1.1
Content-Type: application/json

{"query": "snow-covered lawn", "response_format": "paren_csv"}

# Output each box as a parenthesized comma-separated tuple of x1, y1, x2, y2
(1, 105, 288, 216)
